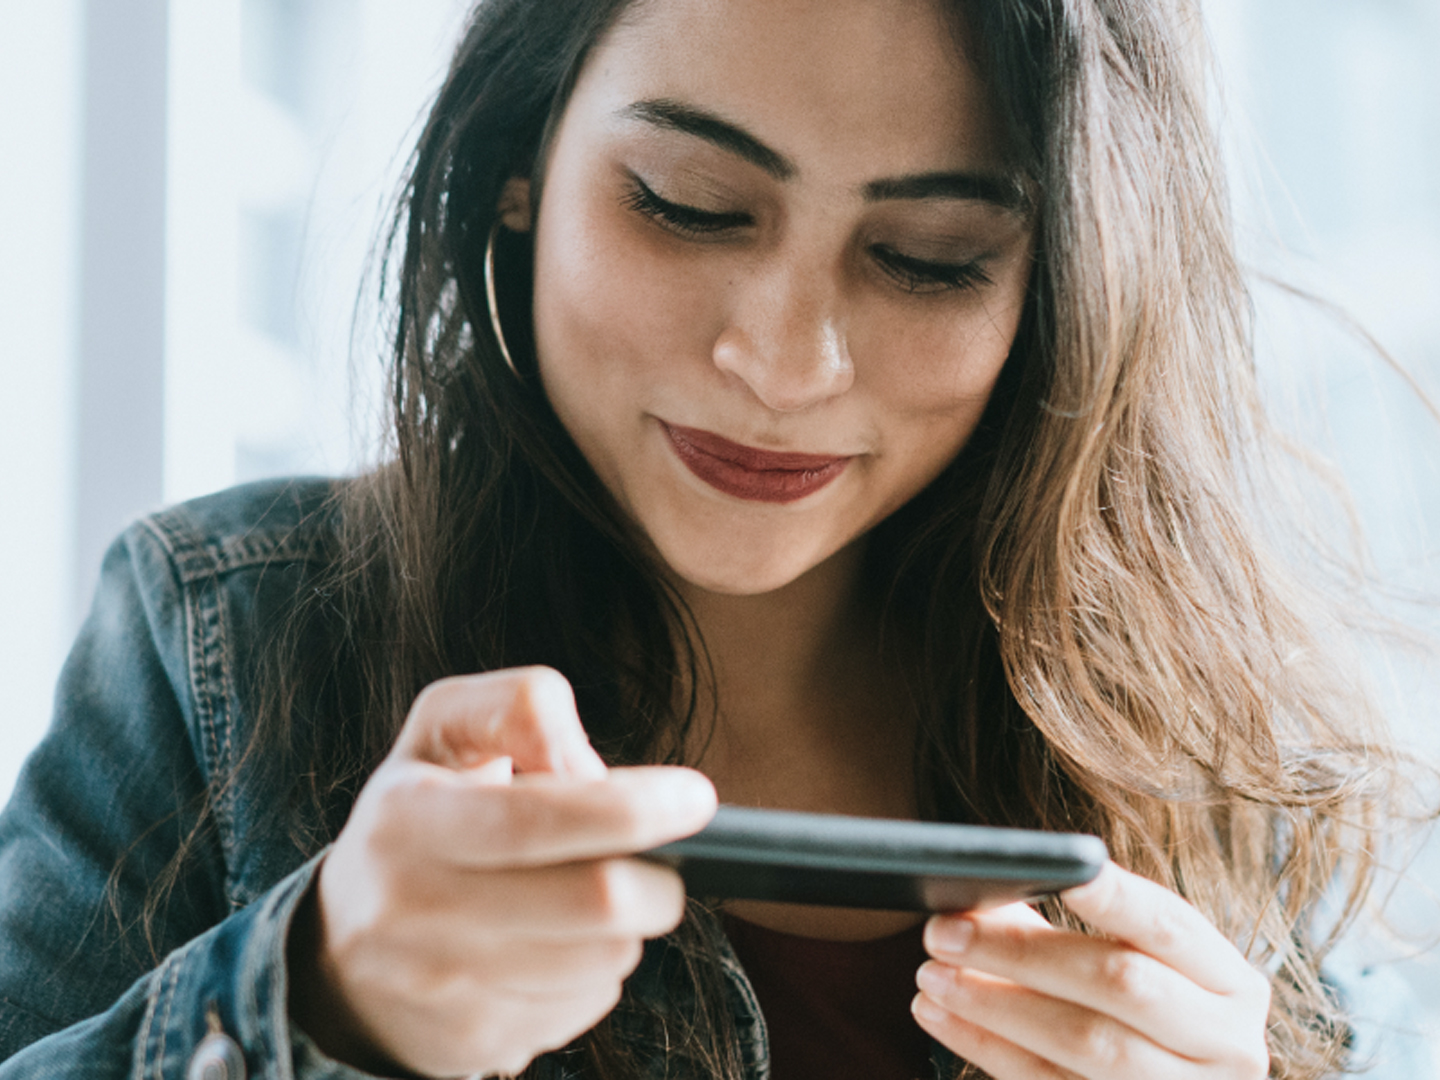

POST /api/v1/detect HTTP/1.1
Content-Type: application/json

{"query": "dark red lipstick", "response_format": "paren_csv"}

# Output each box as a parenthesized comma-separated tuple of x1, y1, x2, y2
(661, 421, 851, 504)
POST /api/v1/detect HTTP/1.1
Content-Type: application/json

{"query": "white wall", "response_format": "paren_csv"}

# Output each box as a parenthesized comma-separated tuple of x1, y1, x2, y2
(0, 0, 468, 806)
(0, 0, 84, 806)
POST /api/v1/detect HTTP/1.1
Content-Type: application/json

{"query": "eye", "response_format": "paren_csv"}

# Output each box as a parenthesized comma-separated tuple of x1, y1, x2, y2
(622, 173, 752, 238)
(869, 244, 994, 295)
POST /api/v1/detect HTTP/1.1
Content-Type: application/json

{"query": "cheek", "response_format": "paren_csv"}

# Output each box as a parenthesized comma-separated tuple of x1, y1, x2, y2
(854, 289, 1025, 516)
(531, 197, 725, 406)
(870, 290, 1022, 430)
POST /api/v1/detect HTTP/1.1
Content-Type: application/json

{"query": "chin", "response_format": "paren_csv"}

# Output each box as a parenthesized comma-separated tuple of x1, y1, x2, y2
(652, 530, 841, 598)
(673, 564, 802, 597)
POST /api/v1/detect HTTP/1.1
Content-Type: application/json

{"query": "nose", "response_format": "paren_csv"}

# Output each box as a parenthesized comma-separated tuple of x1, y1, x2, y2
(711, 260, 854, 413)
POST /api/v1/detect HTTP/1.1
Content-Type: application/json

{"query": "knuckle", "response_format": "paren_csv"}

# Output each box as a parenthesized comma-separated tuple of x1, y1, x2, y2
(988, 919, 1039, 962)
(488, 1048, 537, 1079)
(1144, 905, 1184, 955)
(409, 675, 479, 726)
(1237, 1042, 1271, 1079)
(1073, 1013, 1127, 1072)
(619, 936, 645, 971)
(577, 860, 683, 933)
(1085, 866, 1125, 919)
(576, 859, 630, 925)
(406, 677, 449, 717)
(488, 788, 550, 849)
(565, 978, 628, 1037)
(515, 663, 567, 687)
(508, 668, 583, 757)
(515, 666, 575, 716)
(593, 936, 644, 974)
(1218, 1027, 1271, 1080)
(359, 941, 456, 1002)
(603, 981, 626, 1020)
(1097, 949, 1153, 1005)
(608, 793, 654, 847)
(653, 869, 688, 930)
(363, 776, 431, 853)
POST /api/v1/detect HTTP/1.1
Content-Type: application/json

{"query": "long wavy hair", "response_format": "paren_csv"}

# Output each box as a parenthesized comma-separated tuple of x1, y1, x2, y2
(247, 0, 1402, 1076)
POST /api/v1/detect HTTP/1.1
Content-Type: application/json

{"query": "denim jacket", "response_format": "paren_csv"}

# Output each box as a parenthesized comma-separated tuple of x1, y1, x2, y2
(0, 479, 1431, 1079)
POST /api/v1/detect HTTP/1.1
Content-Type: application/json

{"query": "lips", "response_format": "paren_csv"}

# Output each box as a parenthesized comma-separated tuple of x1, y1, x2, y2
(661, 421, 851, 504)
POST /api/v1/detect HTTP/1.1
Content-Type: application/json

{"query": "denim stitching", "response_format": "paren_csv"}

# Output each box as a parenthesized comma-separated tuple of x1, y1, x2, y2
(194, 575, 240, 891)
(143, 512, 240, 899)
(152, 957, 181, 1080)
(140, 494, 330, 587)
(140, 502, 329, 911)
(130, 964, 162, 1080)
(211, 581, 239, 854)
(136, 515, 224, 780)
(190, 567, 228, 834)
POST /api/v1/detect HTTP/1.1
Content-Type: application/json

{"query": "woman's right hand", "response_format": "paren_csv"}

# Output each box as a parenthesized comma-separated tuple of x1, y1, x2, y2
(287, 667, 717, 1079)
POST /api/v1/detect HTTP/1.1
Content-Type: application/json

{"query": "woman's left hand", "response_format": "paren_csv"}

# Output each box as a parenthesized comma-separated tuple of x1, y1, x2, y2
(912, 862, 1272, 1079)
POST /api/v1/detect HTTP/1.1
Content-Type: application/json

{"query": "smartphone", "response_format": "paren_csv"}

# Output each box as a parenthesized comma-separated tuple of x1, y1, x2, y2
(643, 805, 1108, 912)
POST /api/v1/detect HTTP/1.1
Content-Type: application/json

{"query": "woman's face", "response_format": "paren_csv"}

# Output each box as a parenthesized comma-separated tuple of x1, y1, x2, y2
(523, 0, 1033, 596)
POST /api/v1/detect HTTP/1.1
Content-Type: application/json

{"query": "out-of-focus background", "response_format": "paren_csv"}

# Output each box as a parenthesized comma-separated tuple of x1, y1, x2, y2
(1, 0, 1437, 1054)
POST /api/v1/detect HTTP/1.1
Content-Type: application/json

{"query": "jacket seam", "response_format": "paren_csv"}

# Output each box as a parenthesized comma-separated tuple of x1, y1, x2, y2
(131, 956, 165, 1080)
(152, 958, 182, 1080)
(144, 507, 323, 873)
(212, 583, 239, 859)
(137, 513, 318, 905)
(139, 516, 329, 586)
(188, 563, 240, 893)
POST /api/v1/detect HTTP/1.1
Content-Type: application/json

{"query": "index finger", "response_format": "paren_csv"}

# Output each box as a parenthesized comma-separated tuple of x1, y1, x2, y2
(402, 764, 719, 868)
(393, 667, 608, 779)
(1060, 861, 1257, 996)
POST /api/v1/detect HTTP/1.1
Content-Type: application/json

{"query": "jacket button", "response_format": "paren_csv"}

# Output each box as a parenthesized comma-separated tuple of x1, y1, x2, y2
(186, 1031, 247, 1080)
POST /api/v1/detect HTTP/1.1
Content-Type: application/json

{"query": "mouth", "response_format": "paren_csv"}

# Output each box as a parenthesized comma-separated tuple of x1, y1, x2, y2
(660, 421, 852, 504)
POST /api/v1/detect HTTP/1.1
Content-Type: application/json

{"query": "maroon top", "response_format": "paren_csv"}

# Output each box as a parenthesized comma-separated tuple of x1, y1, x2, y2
(722, 914, 934, 1080)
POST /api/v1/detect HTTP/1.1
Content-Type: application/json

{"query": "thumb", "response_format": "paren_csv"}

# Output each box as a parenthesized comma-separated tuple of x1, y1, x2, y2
(393, 667, 608, 779)
(470, 755, 515, 784)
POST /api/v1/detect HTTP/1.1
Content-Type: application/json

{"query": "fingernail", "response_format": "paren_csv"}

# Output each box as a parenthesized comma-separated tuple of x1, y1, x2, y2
(926, 916, 974, 956)
(911, 992, 946, 1024)
(916, 961, 952, 995)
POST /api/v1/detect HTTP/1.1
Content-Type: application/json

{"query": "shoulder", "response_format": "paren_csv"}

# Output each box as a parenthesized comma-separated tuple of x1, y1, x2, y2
(79, 477, 343, 706)
(131, 475, 340, 584)
(110, 473, 344, 736)
(89, 478, 347, 901)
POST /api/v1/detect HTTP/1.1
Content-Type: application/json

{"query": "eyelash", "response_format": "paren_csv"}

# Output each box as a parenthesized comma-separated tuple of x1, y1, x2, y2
(621, 174, 995, 294)
(868, 246, 995, 294)
(621, 175, 752, 237)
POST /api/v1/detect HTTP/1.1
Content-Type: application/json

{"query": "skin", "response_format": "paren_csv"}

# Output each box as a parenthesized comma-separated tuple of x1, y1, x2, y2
(523, 0, 1030, 599)
(290, 0, 1272, 1076)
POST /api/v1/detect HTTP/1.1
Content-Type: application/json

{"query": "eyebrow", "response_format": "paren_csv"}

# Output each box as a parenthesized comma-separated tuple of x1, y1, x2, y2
(619, 97, 1028, 213)
(620, 99, 795, 180)
(863, 172, 1030, 213)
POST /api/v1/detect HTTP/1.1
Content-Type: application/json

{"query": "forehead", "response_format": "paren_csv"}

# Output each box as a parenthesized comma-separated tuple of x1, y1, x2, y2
(569, 0, 1006, 178)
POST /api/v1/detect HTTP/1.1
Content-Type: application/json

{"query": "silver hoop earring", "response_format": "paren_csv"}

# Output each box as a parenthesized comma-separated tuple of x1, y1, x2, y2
(485, 221, 520, 378)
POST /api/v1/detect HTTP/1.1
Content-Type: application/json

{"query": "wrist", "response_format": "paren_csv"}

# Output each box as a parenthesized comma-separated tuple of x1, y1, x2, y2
(286, 873, 421, 1078)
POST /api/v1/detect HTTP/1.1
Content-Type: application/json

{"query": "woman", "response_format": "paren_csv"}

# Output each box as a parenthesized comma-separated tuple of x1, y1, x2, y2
(0, 0, 1418, 1077)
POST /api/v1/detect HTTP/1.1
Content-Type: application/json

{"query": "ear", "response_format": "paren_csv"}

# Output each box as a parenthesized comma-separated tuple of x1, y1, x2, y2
(497, 177, 533, 232)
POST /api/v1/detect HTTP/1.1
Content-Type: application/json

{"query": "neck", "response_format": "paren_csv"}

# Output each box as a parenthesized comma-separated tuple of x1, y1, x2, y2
(669, 539, 914, 824)
(674, 540, 874, 733)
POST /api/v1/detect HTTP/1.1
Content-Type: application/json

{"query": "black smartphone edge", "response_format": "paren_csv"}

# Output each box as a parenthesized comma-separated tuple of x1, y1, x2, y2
(642, 804, 1109, 913)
